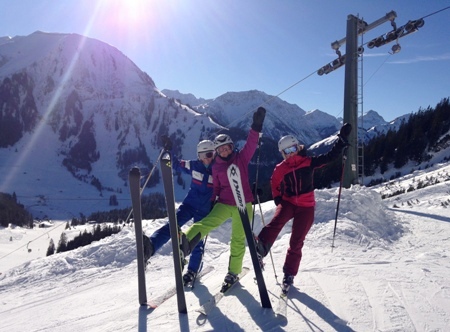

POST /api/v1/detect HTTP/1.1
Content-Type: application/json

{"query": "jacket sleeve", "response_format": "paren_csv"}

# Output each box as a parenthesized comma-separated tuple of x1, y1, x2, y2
(172, 156, 191, 175)
(239, 129, 260, 165)
(270, 165, 283, 199)
(311, 136, 346, 168)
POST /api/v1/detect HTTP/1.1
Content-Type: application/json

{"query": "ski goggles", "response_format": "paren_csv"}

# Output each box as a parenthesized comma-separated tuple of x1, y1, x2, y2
(283, 145, 298, 155)
(199, 151, 214, 159)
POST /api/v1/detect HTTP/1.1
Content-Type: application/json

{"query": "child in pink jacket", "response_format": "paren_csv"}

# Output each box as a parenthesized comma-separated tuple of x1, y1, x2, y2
(179, 107, 266, 286)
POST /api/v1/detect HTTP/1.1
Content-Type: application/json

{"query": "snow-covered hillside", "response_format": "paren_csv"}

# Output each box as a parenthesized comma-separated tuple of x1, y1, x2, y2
(1, 162, 449, 331)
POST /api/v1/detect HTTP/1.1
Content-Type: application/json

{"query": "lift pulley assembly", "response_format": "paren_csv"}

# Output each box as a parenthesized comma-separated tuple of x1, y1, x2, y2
(317, 11, 425, 76)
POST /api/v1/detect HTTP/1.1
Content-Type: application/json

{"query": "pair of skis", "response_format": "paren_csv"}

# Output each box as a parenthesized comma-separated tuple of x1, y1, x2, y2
(128, 150, 190, 313)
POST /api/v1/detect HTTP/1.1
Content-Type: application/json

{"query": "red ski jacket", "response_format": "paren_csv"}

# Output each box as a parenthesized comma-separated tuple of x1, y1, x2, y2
(271, 138, 346, 207)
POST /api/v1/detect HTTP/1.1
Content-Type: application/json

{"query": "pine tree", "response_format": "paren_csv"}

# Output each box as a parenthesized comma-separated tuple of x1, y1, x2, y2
(56, 232, 68, 253)
(46, 238, 55, 256)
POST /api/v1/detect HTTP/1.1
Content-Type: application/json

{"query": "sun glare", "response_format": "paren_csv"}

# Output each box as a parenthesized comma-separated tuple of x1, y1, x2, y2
(99, 0, 153, 30)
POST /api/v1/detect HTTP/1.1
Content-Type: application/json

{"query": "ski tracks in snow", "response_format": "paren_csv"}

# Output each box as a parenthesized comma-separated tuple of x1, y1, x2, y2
(297, 201, 450, 331)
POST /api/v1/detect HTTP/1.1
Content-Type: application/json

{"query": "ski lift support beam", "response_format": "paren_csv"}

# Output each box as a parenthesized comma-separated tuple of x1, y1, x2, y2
(331, 11, 397, 50)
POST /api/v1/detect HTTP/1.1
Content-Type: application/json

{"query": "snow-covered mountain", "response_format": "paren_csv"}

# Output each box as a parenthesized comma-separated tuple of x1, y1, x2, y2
(0, 31, 412, 220)
(0, 31, 349, 219)
(360, 110, 387, 130)
(162, 88, 409, 145)
(354, 111, 410, 144)
(164, 89, 342, 145)
(161, 89, 211, 107)
(0, 32, 219, 219)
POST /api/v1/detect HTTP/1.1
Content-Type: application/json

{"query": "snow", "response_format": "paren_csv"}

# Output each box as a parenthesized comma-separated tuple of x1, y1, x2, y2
(1, 163, 450, 331)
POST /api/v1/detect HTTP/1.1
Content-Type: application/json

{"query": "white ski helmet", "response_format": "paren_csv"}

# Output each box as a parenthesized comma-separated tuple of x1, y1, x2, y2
(197, 140, 214, 154)
(278, 135, 299, 152)
(214, 134, 233, 150)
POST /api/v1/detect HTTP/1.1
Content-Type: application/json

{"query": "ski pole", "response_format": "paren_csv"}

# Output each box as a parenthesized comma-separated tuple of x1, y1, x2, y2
(251, 133, 263, 230)
(126, 149, 165, 224)
(331, 146, 348, 252)
(256, 194, 279, 284)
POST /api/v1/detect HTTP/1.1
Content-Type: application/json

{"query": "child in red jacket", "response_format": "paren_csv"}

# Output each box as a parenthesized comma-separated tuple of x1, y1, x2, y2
(256, 123, 352, 289)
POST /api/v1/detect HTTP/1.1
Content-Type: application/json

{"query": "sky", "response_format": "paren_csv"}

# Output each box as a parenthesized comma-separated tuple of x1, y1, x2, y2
(1, 162, 449, 331)
(0, 0, 450, 122)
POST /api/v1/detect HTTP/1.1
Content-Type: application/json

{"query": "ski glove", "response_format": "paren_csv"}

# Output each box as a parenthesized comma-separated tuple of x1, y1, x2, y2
(273, 196, 282, 206)
(160, 135, 173, 151)
(251, 107, 266, 132)
(337, 122, 352, 147)
(252, 182, 263, 197)
(339, 123, 352, 139)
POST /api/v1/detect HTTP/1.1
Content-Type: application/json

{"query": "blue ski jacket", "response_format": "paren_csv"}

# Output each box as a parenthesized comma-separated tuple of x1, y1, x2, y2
(173, 157, 214, 214)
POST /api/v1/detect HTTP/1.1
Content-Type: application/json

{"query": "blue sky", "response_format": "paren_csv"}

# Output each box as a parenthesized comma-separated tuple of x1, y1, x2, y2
(1, 0, 449, 121)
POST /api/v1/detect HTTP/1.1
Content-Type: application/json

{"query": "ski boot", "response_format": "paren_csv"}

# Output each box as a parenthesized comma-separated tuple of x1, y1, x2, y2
(253, 235, 266, 270)
(221, 272, 238, 293)
(178, 230, 190, 270)
(281, 274, 294, 295)
(143, 234, 154, 266)
(183, 269, 197, 286)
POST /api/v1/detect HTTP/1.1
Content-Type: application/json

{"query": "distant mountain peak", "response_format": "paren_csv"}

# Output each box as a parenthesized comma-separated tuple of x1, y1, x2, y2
(359, 110, 387, 130)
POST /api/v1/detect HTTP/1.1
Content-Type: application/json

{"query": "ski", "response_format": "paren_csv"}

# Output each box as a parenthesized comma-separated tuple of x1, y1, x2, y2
(227, 164, 272, 309)
(146, 265, 215, 308)
(196, 267, 250, 316)
(275, 286, 290, 318)
(159, 150, 187, 314)
(129, 167, 147, 306)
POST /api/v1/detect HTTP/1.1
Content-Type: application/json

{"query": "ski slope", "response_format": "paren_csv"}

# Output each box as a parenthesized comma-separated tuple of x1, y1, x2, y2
(1, 164, 449, 331)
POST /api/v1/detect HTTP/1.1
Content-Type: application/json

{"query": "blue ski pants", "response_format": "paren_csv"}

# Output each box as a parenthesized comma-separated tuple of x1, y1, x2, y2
(150, 203, 206, 273)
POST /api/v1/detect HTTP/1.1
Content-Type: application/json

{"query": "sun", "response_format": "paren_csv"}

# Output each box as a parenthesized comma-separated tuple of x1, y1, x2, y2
(112, 0, 147, 26)
(96, 0, 157, 31)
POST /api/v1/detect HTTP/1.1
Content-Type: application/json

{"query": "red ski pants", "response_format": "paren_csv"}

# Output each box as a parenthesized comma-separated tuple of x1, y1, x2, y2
(258, 201, 315, 276)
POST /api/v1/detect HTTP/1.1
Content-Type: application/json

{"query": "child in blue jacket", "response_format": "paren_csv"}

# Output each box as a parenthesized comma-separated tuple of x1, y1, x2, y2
(143, 139, 215, 283)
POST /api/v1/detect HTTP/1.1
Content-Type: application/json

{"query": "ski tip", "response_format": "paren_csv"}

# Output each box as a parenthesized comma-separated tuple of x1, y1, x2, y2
(141, 302, 157, 310)
(130, 167, 140, 175)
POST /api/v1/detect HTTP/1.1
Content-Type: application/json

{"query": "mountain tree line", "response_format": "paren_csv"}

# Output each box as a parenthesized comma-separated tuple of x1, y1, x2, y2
(86, 192, 167, 223)
(314, 97, 450, 188)
(364, 98, 450, 182)
(48, 224, 122, 256)
(0, 192, 33, 227)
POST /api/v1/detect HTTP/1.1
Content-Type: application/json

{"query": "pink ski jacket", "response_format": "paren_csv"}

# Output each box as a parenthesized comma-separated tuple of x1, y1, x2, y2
(212, 129, 259, 206)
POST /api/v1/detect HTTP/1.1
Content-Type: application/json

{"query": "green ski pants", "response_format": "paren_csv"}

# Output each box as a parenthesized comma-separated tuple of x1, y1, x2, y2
(185, 202, 253, 275)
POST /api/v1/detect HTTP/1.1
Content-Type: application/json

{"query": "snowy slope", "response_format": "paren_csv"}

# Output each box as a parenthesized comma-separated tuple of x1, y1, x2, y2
(1, 162, 449, 331)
